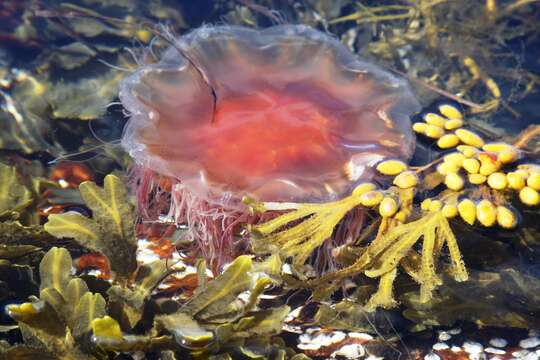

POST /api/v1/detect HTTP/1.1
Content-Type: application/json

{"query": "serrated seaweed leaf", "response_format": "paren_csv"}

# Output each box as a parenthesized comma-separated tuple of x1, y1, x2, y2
(14, 302, 67, 342)
(135, 259, 174, 296)
(156, 312, 214, 348)
(0, 220, 56, 249)
(39, 247, 72, 294)
(72, 292, 107, 338)
(7, 248, 109, 357)
(39, 288, 68, 323)
(108, 259, 176, 328)
(235, 306, 290, 336)
(0, 244, 39, 259)
(79, 175, 133, 241)
(0, 163, 32, 215)
(183, 255, 253, 322)
(44, 212, 101, 245)
(91, 316, 123, 342)
(155, 256, 287, 356)
(65, 278, 90, 311)
(44, 174, 137, 279)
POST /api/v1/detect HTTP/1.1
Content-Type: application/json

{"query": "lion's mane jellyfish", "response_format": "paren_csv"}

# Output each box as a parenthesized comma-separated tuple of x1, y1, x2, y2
(120, 25, 420, 270)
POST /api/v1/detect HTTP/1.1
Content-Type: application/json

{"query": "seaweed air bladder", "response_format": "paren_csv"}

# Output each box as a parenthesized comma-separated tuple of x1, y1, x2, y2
(120, 25, 420, 270)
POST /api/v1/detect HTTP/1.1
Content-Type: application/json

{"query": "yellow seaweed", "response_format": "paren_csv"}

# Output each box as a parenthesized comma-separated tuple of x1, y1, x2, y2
(245, 193, 365, 266)
(363, 212, 467, 305)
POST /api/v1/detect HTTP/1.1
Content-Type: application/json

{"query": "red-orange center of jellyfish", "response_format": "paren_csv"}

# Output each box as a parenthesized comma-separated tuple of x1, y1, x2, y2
(202, 87, 343, 188)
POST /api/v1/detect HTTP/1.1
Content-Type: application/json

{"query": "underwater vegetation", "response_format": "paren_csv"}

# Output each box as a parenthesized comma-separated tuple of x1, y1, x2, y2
(0, 1, 540, 360)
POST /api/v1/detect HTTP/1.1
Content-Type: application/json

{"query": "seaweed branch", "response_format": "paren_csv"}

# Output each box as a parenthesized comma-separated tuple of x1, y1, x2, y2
(244, 190, 366, 266)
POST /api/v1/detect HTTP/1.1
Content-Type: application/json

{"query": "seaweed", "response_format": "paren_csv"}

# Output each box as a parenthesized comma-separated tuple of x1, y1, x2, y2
(245, 193, 365, 266)
(0, 163, 32, 216)
(1, 1, 540, 358)
(44, 174, 137, 280)
(5, 247, 106, 359)
(2, 176, 298, 358)
(364, 211, 468, 307)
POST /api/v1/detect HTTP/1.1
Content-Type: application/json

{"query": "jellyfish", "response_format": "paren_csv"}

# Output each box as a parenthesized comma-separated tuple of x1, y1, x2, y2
(120, 25, 420, 270)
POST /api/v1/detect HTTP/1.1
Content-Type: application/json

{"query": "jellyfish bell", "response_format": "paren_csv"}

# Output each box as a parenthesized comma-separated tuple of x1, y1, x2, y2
(120, 25, 420, 269)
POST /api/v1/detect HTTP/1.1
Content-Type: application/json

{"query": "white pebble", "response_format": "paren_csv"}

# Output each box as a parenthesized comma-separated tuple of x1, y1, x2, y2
(312, 333, 334, 347)
(524, 352, 539, 360)
(299, 333, 311, 344)
(282, 263, 293, 274)
(349, 332, 373, 341)
(424, 352, 441, 360)
(513, 349, 531, 358)
(365, 355, 384, 360)
(520, 337, 540, 349)
(489, 338, 508, 348)
(433, 342, 449, 351)
(285, 306, 303, 322)
(438, 332, 452, 341)
(463, 341, 484, 354)
(330, 343, 365, 359)
(485, 347, 506, 355)
(297, 342, 321, 351)
(449, 328, 462, 335)
(331, 331, 346, 343)
(469, 353, 485, 360)
(451, 346, 462, 352)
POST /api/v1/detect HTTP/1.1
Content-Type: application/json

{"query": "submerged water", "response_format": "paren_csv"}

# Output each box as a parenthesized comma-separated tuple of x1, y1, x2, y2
(1, 1, 539, 359)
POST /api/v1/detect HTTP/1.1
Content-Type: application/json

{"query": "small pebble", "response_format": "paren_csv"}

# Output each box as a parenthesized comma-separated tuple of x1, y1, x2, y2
(521, 337, 540, 349)
(451, 346, 462, 352)
(424, 352, 441, 360)
(469, 353, 484, 360)
(438, 332, 452, 341)
(485, 347, 506, 355)
(448, 328, 462, 335)
(331, 343, 365, 359)
(331, 331, 346, 343)
(433, 342, 449, 351)
(529, 330, 539, 337)
(297, 342, 321, 351)
(298, 333, 311, 343)
(524, 352, 539, 360)
(513, 349, 531, 358)
(463, 341, 484, 354)
(349, 332, 373, 341)
(489, 338, 508, 348)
